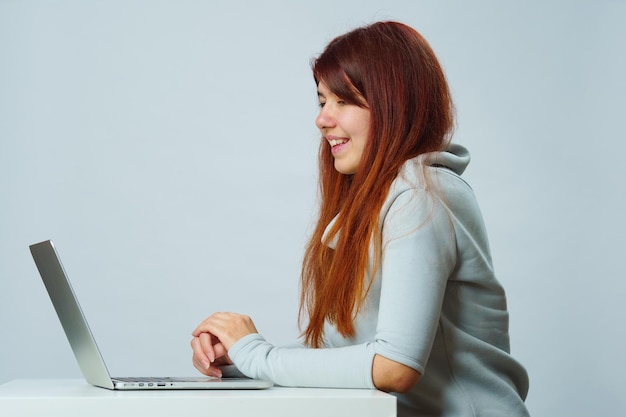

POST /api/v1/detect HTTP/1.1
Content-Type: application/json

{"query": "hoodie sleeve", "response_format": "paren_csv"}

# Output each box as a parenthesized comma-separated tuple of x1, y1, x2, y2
(227, 333, 377, 388)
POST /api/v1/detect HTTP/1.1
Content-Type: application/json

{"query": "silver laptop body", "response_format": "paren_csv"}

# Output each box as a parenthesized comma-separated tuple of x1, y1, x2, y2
(29, 240, 272, 390)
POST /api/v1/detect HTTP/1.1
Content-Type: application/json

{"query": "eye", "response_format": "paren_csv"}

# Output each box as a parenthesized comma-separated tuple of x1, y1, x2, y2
(318, 101, 326, 108)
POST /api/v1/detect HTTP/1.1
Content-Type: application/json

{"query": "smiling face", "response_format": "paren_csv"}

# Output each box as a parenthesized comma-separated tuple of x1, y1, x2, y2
(315, 81, 371, 175)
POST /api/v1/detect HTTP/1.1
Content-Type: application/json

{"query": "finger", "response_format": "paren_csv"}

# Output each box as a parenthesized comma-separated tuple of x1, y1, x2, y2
(191, 340, 223, 378)
(192, 355, 210, 376)
(199, 332, 216, 363)
(190, 337, 212, 370)
(192, 355, 222, 378)
(200, 336, 229, 365)
(212, 340, 229, 361)
(208, 365, 222, 378)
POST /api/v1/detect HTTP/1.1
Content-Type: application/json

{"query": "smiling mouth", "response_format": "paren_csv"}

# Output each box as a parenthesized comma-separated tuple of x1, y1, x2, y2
(328, 138, 349, 147)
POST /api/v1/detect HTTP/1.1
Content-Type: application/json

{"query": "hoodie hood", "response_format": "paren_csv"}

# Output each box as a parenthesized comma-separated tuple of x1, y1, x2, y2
(417, 143, 470, 176)
(322, 143, 471, 249)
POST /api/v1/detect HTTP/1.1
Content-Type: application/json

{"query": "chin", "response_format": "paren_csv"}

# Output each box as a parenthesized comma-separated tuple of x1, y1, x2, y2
(334, 162, 358, 175)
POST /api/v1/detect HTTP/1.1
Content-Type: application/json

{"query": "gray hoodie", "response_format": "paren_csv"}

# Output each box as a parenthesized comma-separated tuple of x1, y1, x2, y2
(229, 144, 530, 417)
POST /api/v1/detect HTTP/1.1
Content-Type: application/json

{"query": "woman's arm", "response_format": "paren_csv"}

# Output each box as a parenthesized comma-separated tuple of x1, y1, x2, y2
(191, 313, 421, 392)
(373, 354, 421, 393)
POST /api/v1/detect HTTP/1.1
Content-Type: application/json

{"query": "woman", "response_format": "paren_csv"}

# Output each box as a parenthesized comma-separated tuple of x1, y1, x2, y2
(191, 21, 530, 416)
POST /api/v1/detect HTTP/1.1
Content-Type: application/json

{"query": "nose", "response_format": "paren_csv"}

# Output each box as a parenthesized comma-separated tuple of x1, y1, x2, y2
(315, 106, 335, 130)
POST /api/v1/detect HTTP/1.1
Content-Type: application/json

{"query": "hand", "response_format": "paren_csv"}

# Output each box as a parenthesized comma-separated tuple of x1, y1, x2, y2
(191, 312, 259, 377)
(190, 332, 231, 378)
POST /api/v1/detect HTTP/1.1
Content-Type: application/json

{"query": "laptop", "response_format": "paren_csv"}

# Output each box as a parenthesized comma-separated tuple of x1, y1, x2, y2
(29, 239, 273, 390)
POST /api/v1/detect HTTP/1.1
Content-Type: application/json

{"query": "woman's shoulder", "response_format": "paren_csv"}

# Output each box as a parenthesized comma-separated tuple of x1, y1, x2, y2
(381, 144, 482, 224)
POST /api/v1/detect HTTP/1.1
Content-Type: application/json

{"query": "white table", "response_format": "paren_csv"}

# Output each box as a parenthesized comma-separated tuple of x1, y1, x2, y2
(0, 379, 396, 417)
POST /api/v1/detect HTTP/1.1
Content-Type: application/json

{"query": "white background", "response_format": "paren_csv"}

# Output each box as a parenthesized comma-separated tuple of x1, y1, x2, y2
(1, 1, 625, 416)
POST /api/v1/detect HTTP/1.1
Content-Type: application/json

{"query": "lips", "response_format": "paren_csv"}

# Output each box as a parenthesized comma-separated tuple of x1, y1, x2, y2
(327, 135, 350, 152)
(328, 137, 349, 155)
(330, 139, 349, 157)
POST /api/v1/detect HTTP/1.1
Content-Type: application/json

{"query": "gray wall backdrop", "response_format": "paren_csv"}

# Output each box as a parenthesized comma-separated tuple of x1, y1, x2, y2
(1, 1, 624, 416)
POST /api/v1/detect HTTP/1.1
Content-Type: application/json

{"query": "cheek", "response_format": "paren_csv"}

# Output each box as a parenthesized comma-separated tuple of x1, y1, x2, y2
(357, 110, 371, 134)
(355, 117, 370, 147)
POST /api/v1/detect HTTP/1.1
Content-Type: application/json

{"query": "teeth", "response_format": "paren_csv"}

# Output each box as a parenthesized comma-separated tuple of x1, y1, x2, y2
(329, 138, 348, 147)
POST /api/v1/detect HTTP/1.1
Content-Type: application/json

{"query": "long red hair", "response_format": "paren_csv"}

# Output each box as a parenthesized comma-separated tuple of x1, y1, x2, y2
(300, 21, 455, 347)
